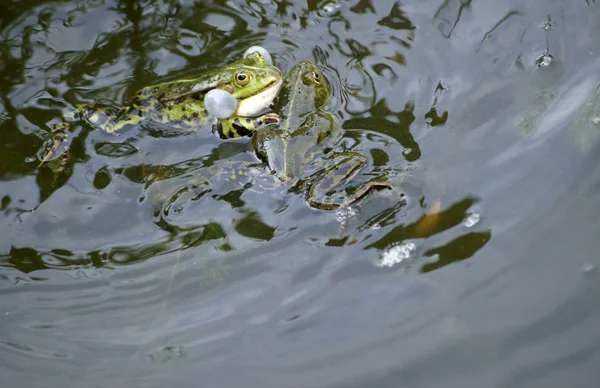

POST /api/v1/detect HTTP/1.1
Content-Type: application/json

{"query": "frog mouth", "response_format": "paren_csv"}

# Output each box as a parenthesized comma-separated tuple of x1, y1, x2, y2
(235, 78, 283, 117)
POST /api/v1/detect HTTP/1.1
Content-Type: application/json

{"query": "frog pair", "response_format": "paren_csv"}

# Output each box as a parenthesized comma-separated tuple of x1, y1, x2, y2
(147, 57, 405, 210)
(40, 47, 402, 210)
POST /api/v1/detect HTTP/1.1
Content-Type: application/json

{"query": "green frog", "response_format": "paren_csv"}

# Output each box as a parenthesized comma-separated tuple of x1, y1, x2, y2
(39, 52, 283, 167)
(249, 60, 403, 209)
(146, 60, 403, 212)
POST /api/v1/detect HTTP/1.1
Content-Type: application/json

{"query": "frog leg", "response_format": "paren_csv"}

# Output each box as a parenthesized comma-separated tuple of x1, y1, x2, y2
(142, 160, 269, 216)
(38, 121, 70, 168)
(80, 104, 143, 134)
(38, 104, 139, 181)
(306, 151, 403, 210)
(219, 113, 280, 139)
(37, 104, 85, 173)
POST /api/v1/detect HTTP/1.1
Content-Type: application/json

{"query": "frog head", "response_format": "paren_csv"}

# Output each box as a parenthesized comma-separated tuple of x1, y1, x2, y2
(273, 60, 331, 121)
(219, 52, 283, 116)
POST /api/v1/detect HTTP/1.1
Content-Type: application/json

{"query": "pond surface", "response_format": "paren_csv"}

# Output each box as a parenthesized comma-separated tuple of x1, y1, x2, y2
(2, 0, 600, 387)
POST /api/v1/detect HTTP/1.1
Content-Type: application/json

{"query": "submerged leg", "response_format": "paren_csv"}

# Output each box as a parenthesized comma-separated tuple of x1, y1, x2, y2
(218, 113, 280, 138)
(306, 151, 404, 210)
(37, 106, 84, 176)
(141, 160, 269, 216)
(38, 120, 71, 168)
(38, 104, 141, 173)
(80, 104, 143, 134)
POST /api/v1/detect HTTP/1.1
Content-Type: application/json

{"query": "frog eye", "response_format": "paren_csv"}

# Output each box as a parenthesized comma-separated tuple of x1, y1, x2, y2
(235, 71, 252, 86)
(312, 71, 321, 84)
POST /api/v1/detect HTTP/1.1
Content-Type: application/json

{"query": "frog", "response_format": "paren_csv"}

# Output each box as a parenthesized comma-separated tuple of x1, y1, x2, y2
(248, 60, 403, 209)
(145, 60, 403, 212)
(38, 51, 283, 169)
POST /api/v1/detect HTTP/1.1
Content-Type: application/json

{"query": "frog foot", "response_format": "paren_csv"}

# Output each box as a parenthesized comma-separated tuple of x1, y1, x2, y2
(219, 113, 281, 139)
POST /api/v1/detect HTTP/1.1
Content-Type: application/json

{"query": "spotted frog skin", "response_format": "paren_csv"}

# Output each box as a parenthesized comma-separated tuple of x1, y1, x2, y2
(39, 52, 282, 169)
(147, 61, 403, 211)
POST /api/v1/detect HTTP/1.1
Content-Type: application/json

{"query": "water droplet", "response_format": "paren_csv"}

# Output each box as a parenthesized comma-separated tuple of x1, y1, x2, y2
(541, 21, 552, 31)
(402, 148, 412, 156)
(464, 212, 480, 228)
(320, 2, 341, 16)
(378, 242, 416, 268)
(536, 53, 553, 68)
(371, 223, 381, 230)
(591, 115, 600, 125)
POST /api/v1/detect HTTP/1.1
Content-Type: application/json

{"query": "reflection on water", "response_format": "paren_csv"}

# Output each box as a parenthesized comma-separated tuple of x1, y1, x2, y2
(2, 0, 600, 387)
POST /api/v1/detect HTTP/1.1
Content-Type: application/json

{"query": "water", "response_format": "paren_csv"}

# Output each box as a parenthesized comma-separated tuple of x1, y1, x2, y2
(2, 0, 600, 387)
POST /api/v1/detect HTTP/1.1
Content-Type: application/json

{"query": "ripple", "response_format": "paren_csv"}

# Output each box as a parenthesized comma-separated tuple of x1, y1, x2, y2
(0, 339, 72, 359)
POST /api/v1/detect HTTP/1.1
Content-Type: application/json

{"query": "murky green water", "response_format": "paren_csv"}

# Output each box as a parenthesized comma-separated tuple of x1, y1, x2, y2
(2, 0, 600, 387)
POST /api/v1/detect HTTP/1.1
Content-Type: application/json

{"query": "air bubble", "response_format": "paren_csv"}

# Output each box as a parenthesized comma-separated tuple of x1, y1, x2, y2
(378, 242, 416, 268)
(243, 46, 273, 65)
(319, 2, 341, 16)
(536, 53, 553, 68)
(336, 206, 358, 223)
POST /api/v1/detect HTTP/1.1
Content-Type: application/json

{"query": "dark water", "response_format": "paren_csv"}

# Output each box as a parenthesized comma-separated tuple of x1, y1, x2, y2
(2, 0, 600, 386)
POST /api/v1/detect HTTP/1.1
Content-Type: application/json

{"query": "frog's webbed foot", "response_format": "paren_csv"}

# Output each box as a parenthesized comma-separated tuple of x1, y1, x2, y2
(219, 113, 280, 139)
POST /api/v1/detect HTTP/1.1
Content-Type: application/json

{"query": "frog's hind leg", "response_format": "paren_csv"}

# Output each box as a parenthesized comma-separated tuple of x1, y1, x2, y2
(306, 151, 404, 210)
(38, 103, 141, 181)
(80, 104, 144, 134)
(142, 160, 265, 217)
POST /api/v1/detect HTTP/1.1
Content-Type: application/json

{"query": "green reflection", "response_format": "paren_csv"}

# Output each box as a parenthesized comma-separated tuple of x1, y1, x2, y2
(366, 197, 479, 250)
(350, 0, 375, 14)
(344, 99, 421, 161)
(235, 211, 276, 241)
(421, 230, 491, 273)
(0, 220, 232, 273)
(377, 2, 416, 30)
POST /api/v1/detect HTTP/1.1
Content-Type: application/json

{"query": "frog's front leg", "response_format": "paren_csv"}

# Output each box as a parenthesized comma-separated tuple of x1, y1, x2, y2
(218, 113, 280, 139)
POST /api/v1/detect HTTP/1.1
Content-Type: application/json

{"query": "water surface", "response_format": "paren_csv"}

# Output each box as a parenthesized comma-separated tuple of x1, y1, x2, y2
(2, 0, 600, 387)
